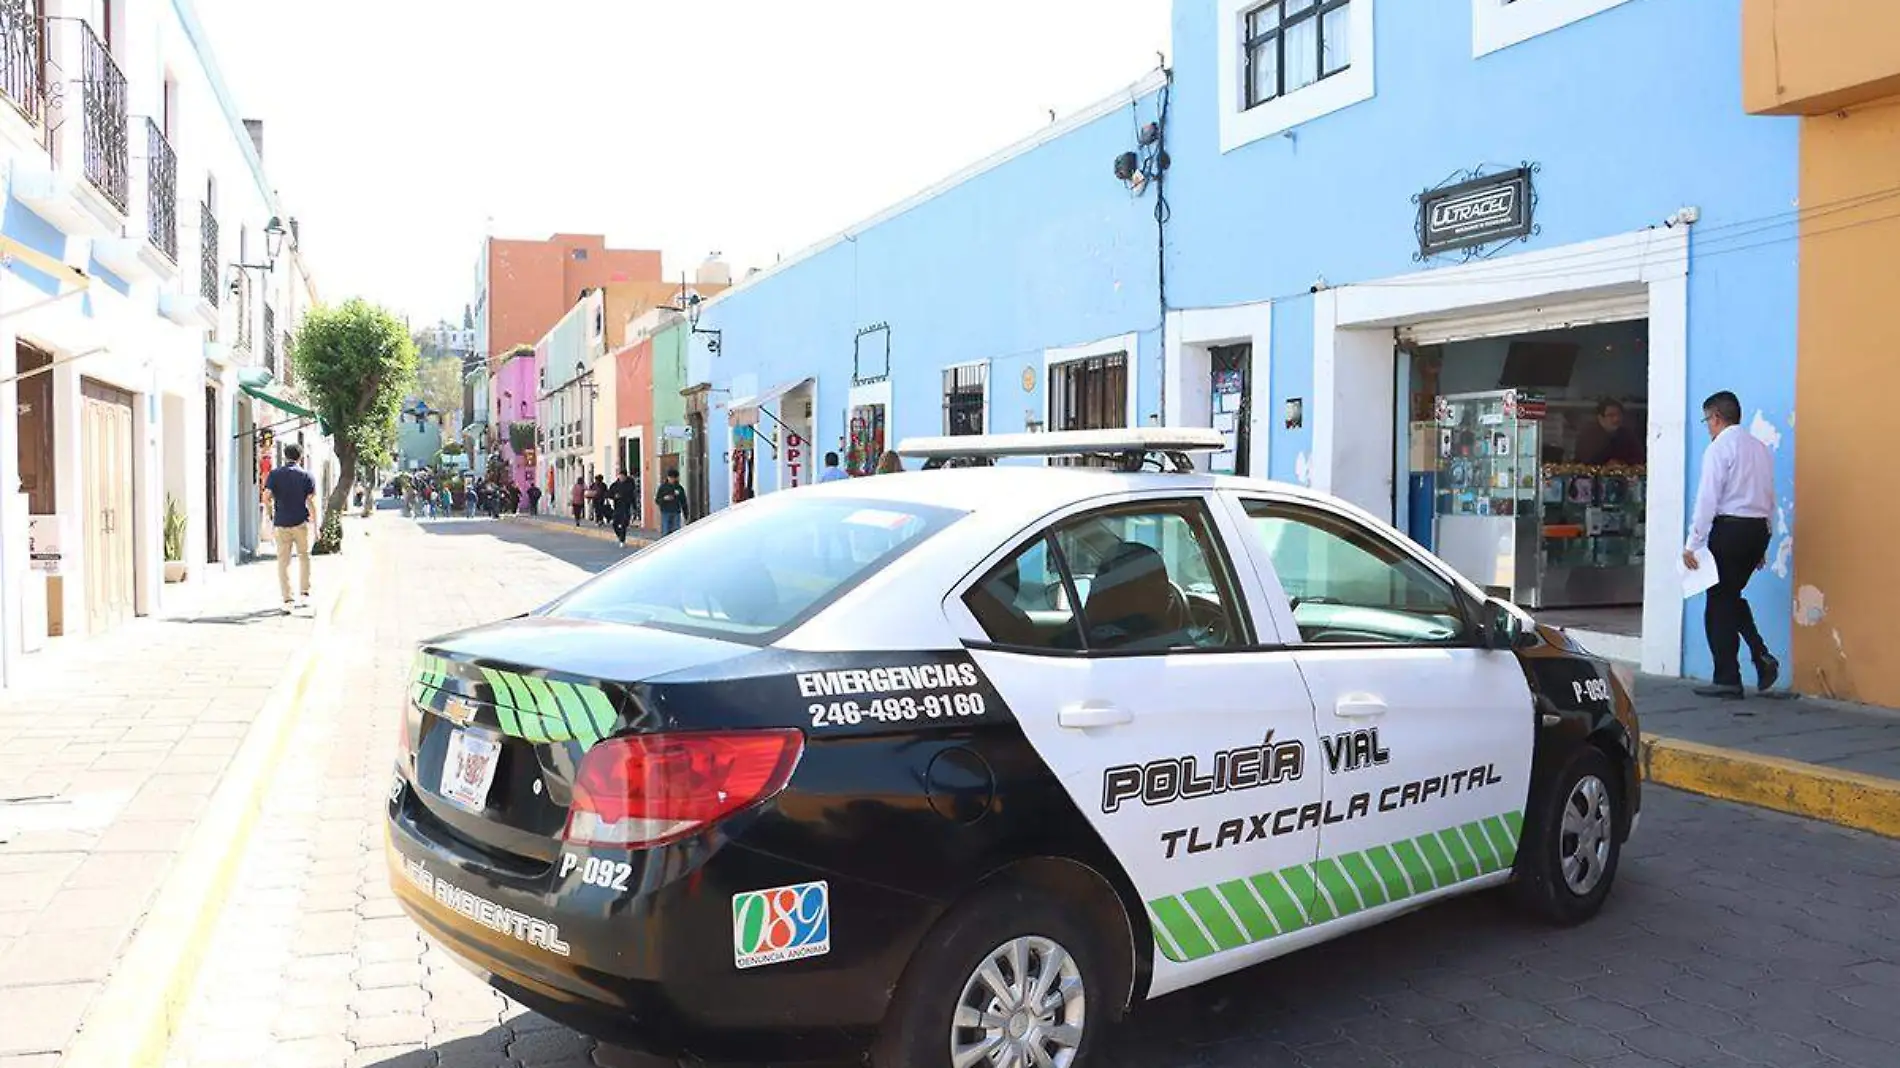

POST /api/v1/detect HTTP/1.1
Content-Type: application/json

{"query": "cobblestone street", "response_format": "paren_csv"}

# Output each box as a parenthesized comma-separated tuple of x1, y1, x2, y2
(160, 515, 1900, 1068)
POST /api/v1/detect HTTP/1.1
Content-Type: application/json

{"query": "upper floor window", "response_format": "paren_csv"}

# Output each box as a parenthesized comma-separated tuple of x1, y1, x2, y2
(1244, 0, 1352, 109)
(1217, 0, 1374, 153)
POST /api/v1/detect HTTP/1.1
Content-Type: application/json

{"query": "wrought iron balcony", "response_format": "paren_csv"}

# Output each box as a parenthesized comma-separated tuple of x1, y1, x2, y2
(77, 19, 126, 213)
(0, 0, 42, 124)
(145, 119, 176, 262)
(200, 202, 220, 306)
(263, 305, 276, 377)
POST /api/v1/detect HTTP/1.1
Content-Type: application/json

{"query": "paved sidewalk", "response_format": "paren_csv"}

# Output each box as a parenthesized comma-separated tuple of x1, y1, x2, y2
(163, 515, 616, 1068)
(0, 545, 344, 1066)
(1640, 674, 1900, 781)
(1637, 675, 1900, 839)
(501, 512, 656, 550)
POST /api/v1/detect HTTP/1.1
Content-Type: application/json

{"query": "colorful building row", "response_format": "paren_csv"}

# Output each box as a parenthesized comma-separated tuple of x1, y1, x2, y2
(664, 0, 1862, 701)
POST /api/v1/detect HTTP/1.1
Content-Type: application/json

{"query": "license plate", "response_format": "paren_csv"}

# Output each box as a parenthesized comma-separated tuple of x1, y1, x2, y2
(440, 728, 502, 813)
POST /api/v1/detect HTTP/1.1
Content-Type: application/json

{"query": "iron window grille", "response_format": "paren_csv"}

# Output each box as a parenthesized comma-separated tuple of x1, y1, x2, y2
(0, 0, 43, 125)
(199, 202, 219, 306)
(263, 305, 276, 377)
(76, 18, 127, 213)
(1048, 352, 1128, 467)
(234, 272, 252, 351)
(942, 364, 987, 436)
(1243, 0, 1351, 110)
(145, 118, 176, 262)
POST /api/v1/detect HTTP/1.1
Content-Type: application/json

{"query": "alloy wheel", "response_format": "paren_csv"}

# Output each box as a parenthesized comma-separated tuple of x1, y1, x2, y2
(949, 935, 1087, 1068)
(1559, 773, 1614, 896)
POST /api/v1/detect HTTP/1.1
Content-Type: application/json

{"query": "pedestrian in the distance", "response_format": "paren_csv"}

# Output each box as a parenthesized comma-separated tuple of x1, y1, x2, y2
(1683, 389, 1778, 699)
(608, 467, 638, 546)
(263, 443, 316, 613)
(655, 468, 687, 537)
(875, 450, 905, 475)
(591, 473, 611, 526)
(570, 478, 587, 526)
(523, 482, 538, 516)
(817, 451, 848, 483)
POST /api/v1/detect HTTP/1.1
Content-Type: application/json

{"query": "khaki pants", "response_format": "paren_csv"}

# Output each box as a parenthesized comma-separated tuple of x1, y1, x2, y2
(274, 522, 311, 603)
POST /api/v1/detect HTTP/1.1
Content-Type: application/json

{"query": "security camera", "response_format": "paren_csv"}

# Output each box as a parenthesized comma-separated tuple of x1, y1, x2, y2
(229, 276, 241, 298)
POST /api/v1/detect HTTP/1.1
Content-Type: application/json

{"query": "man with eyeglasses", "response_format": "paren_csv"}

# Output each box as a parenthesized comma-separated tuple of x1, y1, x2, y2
(1682, 390, 1778, 699)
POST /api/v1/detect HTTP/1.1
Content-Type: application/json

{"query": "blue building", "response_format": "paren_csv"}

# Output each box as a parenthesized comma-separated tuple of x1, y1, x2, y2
(690, 0, 1800, 684)
(688, 71, 1169, 503)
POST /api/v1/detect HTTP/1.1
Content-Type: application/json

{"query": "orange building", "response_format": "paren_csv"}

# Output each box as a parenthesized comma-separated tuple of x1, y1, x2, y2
(478, 234, 662, 363)
(1744, 1, 1900, 704)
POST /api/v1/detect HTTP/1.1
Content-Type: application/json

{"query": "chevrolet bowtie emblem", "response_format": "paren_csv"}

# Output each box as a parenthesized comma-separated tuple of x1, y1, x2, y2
(441, 696, 479, 728)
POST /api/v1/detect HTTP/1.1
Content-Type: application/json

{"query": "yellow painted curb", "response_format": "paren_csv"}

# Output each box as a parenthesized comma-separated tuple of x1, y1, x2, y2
(61, 534, 375, 1068)
(1642, 734, 1900, 840)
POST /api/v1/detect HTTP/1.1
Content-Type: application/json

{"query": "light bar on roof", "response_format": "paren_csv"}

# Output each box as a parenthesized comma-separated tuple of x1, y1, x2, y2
(896, 428, 1227, 461)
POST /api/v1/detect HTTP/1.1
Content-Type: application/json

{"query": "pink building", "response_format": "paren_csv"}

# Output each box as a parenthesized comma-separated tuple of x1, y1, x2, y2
(493, 348, 539, 496)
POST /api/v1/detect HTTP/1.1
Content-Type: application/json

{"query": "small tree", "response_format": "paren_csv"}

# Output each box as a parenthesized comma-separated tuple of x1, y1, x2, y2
(291, 299, 418, 553)
(415, 353, 463, 424)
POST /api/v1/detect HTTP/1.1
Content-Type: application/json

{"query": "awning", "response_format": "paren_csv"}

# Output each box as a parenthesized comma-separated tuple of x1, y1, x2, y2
(727, 377, 812, 425)
(237, 367, 327, 434)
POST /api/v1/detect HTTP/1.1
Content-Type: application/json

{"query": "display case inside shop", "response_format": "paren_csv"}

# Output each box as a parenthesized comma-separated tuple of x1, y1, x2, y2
(1433, 390, 1645, 609)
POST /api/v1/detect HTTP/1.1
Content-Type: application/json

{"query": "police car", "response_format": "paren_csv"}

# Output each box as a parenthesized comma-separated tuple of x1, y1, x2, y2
(388, 429, 1640, 1067)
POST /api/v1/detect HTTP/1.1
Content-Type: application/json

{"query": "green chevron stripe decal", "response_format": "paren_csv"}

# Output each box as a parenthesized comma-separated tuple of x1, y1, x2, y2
(413, 660, 622, 751)
(1148, 811, 1523, 964)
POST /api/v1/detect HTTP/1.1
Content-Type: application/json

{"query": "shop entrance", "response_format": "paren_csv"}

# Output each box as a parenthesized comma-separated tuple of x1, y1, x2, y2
(1398, 318, 1649, 649)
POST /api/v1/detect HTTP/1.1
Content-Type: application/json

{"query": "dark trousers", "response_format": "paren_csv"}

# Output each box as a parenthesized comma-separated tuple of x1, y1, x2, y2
(1706, 515, 1772, 687)
(612, 507, 632, 544)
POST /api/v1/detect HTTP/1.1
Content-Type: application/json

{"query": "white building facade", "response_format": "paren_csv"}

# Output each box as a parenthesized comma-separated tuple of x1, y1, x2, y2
(0, 0, 323, 686)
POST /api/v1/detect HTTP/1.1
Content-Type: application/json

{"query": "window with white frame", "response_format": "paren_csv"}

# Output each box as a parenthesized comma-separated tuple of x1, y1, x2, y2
(1217, 0, 1374, 153)
(1472, 0, 1634, 57)
(942, 363, 987, 436)
(1243, 0, 1352, 110)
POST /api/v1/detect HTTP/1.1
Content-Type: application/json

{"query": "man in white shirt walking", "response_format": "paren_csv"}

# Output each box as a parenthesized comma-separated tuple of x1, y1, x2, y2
(1683, 390, 1778, 699)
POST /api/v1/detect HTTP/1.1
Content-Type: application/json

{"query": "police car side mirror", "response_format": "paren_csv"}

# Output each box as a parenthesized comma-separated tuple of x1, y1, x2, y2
(1482, 598, 1535, 651)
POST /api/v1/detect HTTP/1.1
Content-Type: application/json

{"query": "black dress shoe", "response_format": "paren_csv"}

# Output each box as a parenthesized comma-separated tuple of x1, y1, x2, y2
(1755, 653, 1781, 692)
(1694, 684, 1745, 700)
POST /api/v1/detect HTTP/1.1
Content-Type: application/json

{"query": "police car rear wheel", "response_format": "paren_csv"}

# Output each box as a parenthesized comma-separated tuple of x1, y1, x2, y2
(875, 885, 1110, 1068)
(1513, 746, 1622, 926)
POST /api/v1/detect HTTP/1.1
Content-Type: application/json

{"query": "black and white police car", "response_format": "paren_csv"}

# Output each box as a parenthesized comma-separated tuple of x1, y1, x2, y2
(389, 429, 1640, 1067)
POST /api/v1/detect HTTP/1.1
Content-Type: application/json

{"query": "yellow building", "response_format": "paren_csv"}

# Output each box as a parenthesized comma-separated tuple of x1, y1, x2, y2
(1745, 0, 1900, 704)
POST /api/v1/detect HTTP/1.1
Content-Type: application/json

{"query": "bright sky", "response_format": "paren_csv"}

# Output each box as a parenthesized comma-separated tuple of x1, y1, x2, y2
(189, 0, 1173, 328)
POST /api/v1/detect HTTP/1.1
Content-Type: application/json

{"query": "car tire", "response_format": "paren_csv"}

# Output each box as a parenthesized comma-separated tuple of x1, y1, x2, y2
(873, 880, 1115, 1068)
(1511, 745, 1623, 926)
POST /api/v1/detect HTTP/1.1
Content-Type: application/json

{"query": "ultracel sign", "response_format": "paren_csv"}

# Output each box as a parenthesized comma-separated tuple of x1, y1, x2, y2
(1418, 168, 1534, 257)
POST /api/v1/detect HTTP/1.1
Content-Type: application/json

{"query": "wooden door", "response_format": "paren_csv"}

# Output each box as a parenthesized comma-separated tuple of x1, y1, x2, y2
(81, 379, 136, 633)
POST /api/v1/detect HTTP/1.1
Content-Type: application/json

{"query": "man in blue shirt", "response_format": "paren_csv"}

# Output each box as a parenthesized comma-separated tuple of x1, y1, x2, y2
(263, 443, 317, 612)
(817, 451, 848, 483)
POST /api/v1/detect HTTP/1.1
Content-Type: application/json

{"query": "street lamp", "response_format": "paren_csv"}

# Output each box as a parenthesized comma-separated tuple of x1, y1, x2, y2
(664, 278, 721, 355)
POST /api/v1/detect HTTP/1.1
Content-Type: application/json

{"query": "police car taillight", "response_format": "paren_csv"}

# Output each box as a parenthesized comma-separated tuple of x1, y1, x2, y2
(563, 730, 805, 849)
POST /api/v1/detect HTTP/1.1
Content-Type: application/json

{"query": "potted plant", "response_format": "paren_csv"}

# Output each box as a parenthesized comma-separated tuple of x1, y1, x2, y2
(162, 494, 187, 583)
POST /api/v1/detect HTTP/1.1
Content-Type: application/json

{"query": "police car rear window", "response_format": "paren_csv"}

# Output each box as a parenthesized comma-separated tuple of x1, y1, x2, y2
(547, 495, 963, 640)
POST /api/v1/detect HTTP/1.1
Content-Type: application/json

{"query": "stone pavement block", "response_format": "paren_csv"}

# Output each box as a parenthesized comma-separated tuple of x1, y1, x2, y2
(350, 1012, 435, 1049)
(0, 925, 125, 985)
(0, 980, 97, 1056)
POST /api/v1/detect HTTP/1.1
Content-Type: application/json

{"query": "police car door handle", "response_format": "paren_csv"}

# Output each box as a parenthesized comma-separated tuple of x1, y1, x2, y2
(1058, 701, 1134, 729)
(1334, 695, 1387, 719)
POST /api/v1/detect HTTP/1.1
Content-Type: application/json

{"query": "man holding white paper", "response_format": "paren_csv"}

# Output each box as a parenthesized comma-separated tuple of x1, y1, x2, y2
(1682, 390, 1778, 698)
